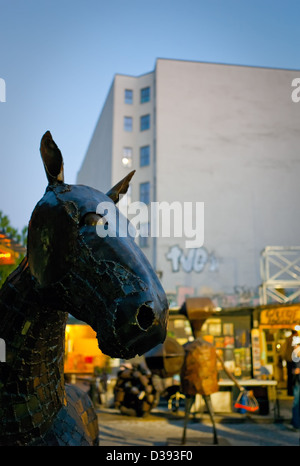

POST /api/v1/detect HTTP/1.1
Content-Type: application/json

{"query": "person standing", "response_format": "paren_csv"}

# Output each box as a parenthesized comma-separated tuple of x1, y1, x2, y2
(282, 330, 298, 396)
(291, 337, 300, 430)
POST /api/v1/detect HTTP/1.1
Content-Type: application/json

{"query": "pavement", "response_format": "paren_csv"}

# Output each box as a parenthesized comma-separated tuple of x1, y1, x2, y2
(97, 401, 300, 447)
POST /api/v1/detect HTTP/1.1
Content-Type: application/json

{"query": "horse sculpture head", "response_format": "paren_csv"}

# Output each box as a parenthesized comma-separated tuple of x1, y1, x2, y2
(27, 131, 168, 359)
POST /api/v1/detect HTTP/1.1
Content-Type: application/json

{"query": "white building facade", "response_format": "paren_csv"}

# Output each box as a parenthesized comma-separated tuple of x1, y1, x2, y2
(77, 58, 300, 308)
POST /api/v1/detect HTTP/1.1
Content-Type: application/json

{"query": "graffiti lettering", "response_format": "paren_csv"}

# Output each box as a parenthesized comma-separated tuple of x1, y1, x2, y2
(166, 245, 218, 273)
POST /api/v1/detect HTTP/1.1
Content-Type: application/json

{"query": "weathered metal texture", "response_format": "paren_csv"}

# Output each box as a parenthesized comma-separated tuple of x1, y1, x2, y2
(180, 338, 219, 396)
(179, 297, 219, 445)
(0, 131, 168, 446)
(114, 364, 158, 417)
(144, 336, 185, 379)
(180, 297, 218, 396)
(181, 297, 214, 332)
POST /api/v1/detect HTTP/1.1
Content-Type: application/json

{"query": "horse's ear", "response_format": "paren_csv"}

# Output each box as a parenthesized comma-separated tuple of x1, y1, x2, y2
(40, 131, 64, 184)
(106, 170, 135, 203)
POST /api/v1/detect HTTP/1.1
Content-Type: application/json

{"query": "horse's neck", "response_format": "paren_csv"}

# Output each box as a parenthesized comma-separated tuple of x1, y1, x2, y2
(0, 258, 68, 444)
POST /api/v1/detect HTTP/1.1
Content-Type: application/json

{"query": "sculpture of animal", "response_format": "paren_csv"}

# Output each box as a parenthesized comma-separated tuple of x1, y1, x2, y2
(0, 131, 168, 446)
(180, 298, 242, 446)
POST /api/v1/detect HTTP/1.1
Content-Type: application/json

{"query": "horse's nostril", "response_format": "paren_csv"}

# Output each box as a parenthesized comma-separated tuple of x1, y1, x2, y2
(136, 304, 155, 331)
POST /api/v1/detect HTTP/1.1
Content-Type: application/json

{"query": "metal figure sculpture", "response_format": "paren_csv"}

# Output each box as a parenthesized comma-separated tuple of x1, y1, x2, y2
(145, 336, 185, 380)
(114, 363, 159, 417)
(145, 336, 185, 411)
(0, 131, 168, 446)
(180, 298, 242, 445)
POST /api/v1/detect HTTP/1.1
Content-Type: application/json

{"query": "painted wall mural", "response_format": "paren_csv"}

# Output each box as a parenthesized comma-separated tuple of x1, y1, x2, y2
(165, 246, 261, 308)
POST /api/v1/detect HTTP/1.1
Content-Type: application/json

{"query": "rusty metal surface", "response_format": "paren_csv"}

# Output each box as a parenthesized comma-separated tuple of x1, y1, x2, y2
(180, 338, 219, 396)
(114, 364, 158, 417)
(0, 131, 168, 445)
(145, 336, 185, 378)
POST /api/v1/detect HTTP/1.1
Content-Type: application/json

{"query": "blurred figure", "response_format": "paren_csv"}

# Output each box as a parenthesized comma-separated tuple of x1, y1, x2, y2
(282, 330, 298, 396)
(290, 337, 300, 430)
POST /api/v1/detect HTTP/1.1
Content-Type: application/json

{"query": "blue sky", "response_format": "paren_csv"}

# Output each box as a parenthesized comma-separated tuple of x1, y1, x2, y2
(0, 0, 299, 232)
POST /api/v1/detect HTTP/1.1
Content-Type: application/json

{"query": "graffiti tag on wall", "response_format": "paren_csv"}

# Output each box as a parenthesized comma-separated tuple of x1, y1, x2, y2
(166, 245, 219, 273)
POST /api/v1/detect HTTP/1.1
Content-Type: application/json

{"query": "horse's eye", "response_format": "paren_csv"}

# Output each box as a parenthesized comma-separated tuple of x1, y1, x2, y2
(82, 213, 108, 227)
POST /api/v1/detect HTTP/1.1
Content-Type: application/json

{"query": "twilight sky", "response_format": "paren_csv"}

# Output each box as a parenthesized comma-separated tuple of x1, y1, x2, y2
(0, 0, 299, 232)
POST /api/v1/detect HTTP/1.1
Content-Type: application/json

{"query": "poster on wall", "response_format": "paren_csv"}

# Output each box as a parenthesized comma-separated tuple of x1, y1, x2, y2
(251, 328, 261, 378)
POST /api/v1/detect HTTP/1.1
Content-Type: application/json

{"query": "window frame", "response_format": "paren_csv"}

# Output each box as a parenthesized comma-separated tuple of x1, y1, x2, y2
(124, 116, 133, 132)
(140, 145, 150, 167)
(122, 147, 133, 167)
(139, 223, 150, 248)
(139, 181, 150, 205)
(140, 86, 150, 103)
(140, 114, 150, 131)
(124, 89, 133, 104)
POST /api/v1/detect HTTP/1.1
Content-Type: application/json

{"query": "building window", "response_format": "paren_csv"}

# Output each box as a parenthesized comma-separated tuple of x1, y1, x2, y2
(140, 181, 150, 205)
(124, 116, 133, 132)
(139, 223, 149, 248)
(141, 87, 150, 103)
(140, 145, 150, 167)
(140, 114, 150, 131)
(122, 147, 133, 167)
(125, 89, 133, 104)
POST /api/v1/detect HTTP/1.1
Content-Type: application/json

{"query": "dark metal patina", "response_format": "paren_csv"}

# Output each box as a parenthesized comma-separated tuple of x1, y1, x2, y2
(0, 131, 168, 446)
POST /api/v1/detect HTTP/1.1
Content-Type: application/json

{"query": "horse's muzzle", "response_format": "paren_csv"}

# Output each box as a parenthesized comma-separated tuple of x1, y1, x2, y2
(97, 292, 168, 359)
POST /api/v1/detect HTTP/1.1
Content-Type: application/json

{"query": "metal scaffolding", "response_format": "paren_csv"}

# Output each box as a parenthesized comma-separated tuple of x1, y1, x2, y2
(259, 246, 300, 305)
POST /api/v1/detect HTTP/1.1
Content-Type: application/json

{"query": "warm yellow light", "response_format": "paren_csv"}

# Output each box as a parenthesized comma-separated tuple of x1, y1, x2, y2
(0, 253, 11, 258)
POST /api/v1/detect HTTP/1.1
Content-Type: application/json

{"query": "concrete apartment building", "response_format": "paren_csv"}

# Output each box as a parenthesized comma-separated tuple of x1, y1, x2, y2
(77, 58, 300, 308)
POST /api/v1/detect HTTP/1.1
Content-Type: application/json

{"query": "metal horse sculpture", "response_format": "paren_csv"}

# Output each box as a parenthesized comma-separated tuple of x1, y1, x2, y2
(0, 131, 168, 446)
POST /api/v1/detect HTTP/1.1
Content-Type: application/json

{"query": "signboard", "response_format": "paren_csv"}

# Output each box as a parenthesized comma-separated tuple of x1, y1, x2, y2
(260, 306, 300, 327)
